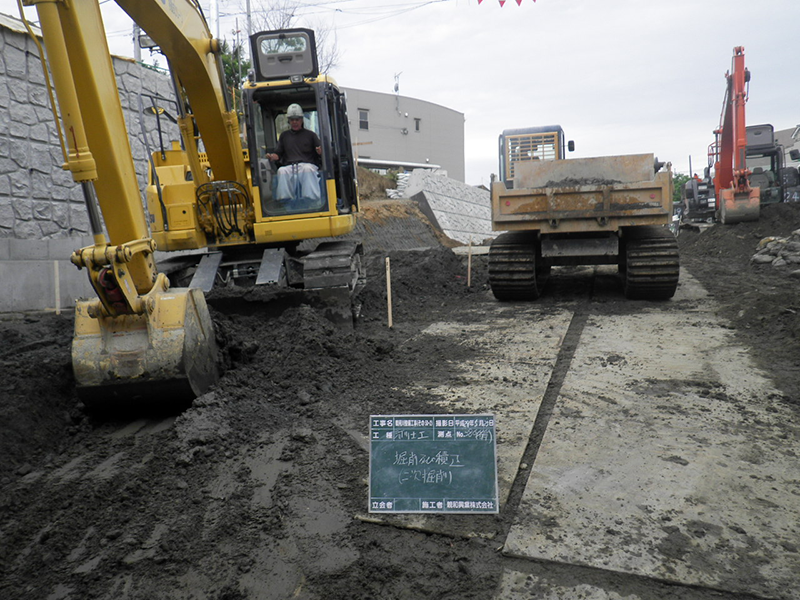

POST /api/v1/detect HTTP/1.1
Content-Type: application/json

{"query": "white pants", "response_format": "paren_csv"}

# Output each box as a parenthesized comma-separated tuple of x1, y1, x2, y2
(275, 163, 321, 202)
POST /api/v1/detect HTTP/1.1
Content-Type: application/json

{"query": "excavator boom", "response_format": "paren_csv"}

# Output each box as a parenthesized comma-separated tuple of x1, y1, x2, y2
(115, 0, 248, 185)
(24, 0, 220, 408)
(710, 46, 759, 224)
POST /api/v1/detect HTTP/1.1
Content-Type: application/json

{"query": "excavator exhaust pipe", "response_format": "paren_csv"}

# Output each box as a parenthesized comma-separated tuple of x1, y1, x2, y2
(72, 287, 219, 410)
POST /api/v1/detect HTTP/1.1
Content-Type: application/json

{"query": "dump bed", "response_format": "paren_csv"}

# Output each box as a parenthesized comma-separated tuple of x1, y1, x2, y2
(491, 153, 673, 235)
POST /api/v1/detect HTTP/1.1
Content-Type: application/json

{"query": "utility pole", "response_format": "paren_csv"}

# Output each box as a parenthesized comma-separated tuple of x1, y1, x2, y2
(212, 0, 220, 40)
(246, 0, 251, 40)
(236, 18, 242, 89)
(133, 23, 141, 62)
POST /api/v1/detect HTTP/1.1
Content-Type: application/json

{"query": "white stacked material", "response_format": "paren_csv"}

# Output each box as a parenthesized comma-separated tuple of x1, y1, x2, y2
(404, 170, 495, 245)
(385, 173, 410, 199)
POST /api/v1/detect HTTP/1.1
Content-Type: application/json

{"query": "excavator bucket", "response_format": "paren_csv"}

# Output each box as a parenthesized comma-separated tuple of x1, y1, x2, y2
(72, 287, 218, 410)
(718, 188, 760, 224)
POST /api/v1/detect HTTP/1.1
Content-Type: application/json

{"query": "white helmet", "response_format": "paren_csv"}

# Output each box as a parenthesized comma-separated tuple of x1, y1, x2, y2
(286, 103, 303, 119)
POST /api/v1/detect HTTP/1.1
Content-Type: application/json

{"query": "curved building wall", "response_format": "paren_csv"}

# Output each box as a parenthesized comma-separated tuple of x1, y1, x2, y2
(343, 87, 465, 182)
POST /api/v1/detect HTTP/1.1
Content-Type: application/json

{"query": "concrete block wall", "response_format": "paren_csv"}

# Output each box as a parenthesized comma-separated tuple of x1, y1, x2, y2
(405, 170, 496, 245)
(0, 13, 179, 312)
(0, 237, 95, 312)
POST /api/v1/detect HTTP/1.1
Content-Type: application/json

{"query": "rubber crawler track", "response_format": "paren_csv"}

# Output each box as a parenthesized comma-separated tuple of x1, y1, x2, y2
(488, 231, 541, 301)
(621, 226, 680, 300)
(302, 241, 365, 292)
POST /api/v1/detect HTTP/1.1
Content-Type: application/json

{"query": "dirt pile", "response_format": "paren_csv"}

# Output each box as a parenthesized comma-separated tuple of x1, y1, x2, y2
(0, 202, 799, 599)
(356, 166, 395, 200)
(356, 199, 461, 252)
(0, 246, 496, 600)
(679, 201, 800, 263)
(0, 313, 77, 483)
(679, 201, 800, 399)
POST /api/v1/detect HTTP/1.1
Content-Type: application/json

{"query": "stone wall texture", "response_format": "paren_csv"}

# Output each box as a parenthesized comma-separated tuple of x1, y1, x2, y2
(0, 15, 178, 242)
(0, 14, 180, 311)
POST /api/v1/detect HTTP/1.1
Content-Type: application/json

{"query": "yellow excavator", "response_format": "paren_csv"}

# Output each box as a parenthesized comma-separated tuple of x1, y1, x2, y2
(20, 0, 360, 407)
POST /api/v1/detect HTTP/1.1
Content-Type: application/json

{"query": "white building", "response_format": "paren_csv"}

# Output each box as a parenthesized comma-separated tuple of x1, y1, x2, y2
(342, 88, 465, 182)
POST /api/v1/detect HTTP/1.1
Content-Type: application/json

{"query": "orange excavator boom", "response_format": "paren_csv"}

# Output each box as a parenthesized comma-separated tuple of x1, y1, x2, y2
(709, 46, 760, 224)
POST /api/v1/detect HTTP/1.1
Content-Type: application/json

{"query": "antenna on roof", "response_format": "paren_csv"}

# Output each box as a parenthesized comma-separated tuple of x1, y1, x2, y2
(394, 72, 403, 115)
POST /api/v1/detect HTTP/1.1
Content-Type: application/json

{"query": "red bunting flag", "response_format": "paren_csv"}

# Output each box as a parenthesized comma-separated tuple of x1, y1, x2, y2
(482, 0, 536, 4)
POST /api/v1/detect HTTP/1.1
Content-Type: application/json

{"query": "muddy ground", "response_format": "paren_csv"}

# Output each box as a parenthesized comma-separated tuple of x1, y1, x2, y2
(0, 201, 798, 599)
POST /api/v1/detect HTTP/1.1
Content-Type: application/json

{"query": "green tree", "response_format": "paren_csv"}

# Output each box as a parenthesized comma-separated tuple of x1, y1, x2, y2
(220, 39, 251, 114)
(673, 173, 690, 204)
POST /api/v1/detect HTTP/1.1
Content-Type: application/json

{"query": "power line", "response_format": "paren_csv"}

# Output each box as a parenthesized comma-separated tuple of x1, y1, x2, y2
(218, 0, 456, 30)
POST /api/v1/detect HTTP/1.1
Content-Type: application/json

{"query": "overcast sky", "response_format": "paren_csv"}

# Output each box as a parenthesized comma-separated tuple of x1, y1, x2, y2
(3, 0, 798, 186)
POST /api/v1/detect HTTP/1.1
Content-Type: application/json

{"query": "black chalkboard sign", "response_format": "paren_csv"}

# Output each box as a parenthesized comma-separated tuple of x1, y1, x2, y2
(369, 414, 499, 514)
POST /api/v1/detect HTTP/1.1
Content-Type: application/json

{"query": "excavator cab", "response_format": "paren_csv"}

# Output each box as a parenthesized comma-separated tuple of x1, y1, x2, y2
(147, 27, 361, 292)
(253, 103, 327, 215)
(746, 124, 784, 205)
(244, 29, 358, 223)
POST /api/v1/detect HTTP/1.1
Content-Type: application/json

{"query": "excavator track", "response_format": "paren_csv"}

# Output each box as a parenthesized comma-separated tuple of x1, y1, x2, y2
(302, 240, 365, 293)
(620, 226, 680, 300)
(488, 232, 543, 301)
(284, 240, 365, 326)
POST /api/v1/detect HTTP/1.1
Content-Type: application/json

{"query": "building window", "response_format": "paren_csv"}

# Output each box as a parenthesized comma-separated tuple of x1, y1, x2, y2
(414, 118, 421, 132)
(359, 109, 369, 131)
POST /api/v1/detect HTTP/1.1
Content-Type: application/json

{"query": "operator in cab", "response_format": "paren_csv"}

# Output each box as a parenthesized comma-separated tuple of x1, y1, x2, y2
(266, 103, 322, 204)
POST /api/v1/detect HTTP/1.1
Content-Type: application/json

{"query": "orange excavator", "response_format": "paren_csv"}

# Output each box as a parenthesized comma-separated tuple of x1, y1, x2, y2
(707, 46, 760, 224)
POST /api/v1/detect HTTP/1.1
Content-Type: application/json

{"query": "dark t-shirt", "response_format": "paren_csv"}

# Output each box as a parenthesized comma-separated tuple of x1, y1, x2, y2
(275, 127, 321, 167)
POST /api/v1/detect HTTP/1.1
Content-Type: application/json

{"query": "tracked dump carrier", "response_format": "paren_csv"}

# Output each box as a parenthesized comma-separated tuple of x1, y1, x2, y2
(489, 127, 679, 300)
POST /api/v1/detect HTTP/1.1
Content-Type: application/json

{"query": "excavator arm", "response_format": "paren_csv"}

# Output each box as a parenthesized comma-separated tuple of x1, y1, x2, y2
(20, 0, 362, 405)
(710, 46, 759, 224)
(115, 0, 248, 186)
(23, 0, 220, 407)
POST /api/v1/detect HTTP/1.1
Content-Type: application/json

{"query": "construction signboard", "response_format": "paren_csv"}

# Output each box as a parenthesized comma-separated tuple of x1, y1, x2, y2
(369, 414, 499, 514)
